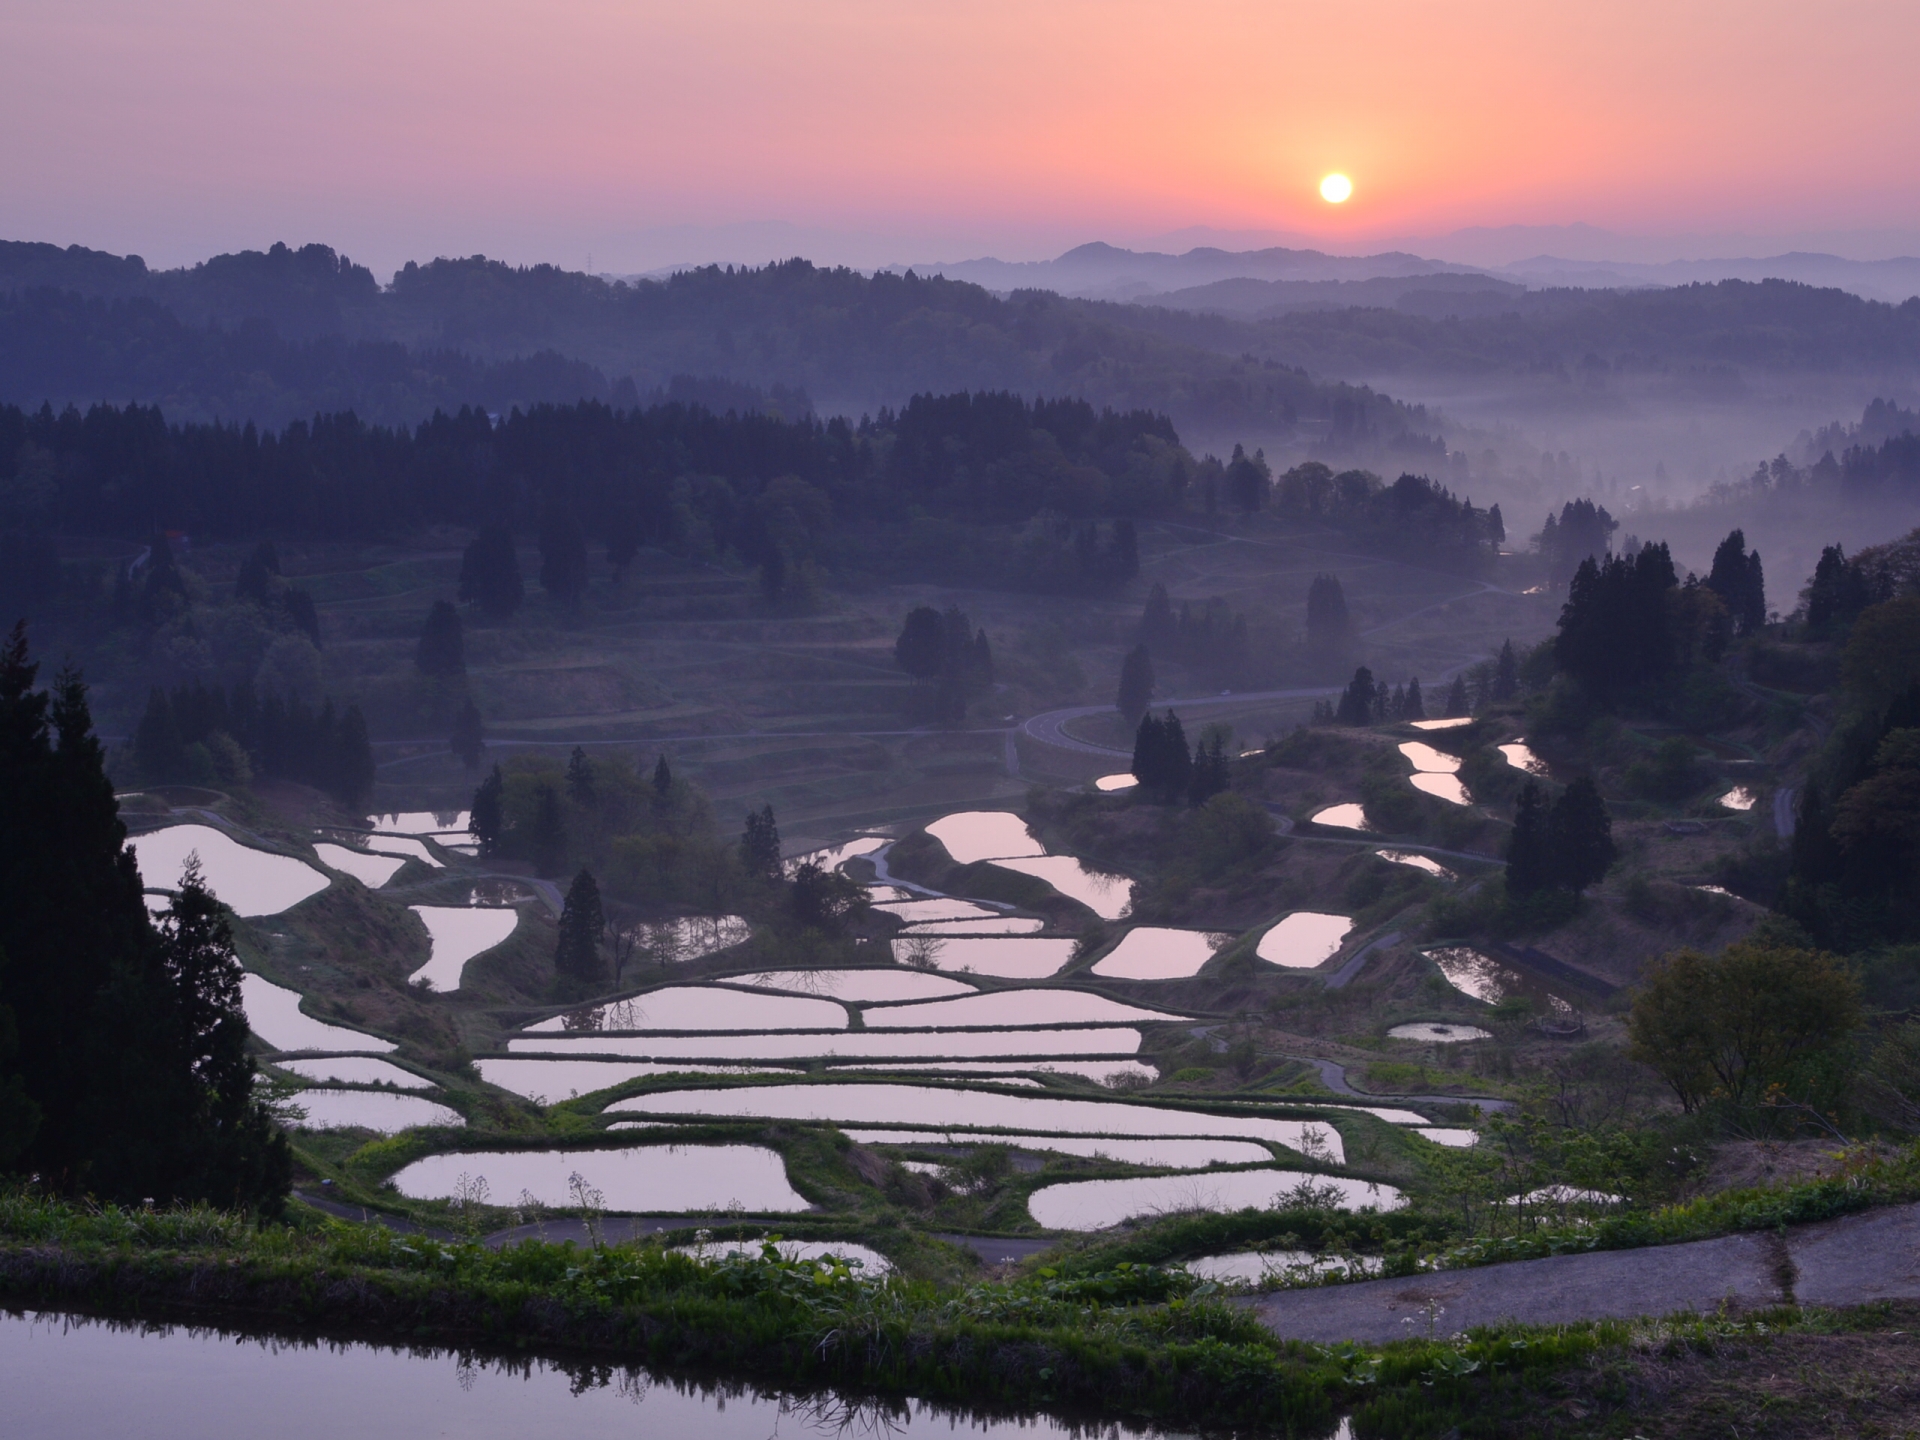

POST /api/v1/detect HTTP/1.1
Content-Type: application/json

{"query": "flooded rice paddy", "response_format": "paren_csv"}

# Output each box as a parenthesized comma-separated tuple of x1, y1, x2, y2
(985, 856, 1133, 920)
(671, 1238, 893, 1274)
(1719, 785, 1757, 810)
(786, 835, 887, 872)
(367, 810, 470, 835)
(861, 989, 1183, 1028)
(526, 986, 849, 1033)
(723, 968, 974, 1002)
(1094, 773, 1139, 791)
(923, 811, 1044, 864)
(1426, 947, 1575, 1014)
(874, 897, 1004, 923)
(507, 1027, 1146, 1062)
(1409, 717, 1473, 731)
(850, 1132, 1274, 1169)
(898, 915, 1046, 935)
(407, 906, 519, 991)
(239, 973, 395, 1053)
(1310, 804, 1373, 831)
(1396, 742, 1461, 774)
(1409, 772, 1471, 805)
(311, 842, 410, 887)
(833, 1059, 1156, 1084)
(1090, 927, 1235, 980)
(1375, 850, 1456, 879)
(1498, 741, 1550, 776)
(608, 1083, 1345, 1159)
(1028, 1170, 1400, 1230)
(1415, 1128, 1480, 1147)
(274, 1056, 429, 1088)
(392, 1144, 810, 1212)
(1255, 913, 1353, 969)
(887, 936, 1078, 978)
(1387, 1022, 1492, 1043)
(290, 1091, 463, 1132)
(129, 825, 330, 916)
(1181, 1250, 1385, 1286)
(2, 1311, 1182, 1440)
(475, 1058, 791, 1101)
(631, 915, 753, 963)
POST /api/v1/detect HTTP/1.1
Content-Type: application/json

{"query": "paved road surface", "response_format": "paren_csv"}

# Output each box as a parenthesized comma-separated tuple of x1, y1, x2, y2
(1249, 1200, 1920, 1342)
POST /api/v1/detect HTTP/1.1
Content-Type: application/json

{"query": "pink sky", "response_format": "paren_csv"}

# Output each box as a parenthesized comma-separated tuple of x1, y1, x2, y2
(4, 0, 1917, 275)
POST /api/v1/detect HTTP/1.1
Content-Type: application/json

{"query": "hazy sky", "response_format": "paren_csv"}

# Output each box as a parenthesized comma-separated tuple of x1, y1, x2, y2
(5, 0, 1917, 276)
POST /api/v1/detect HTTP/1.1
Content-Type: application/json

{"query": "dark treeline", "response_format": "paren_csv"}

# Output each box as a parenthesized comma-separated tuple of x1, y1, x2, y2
(1268, 463, 1504, 574)
(133, 678, 376, 807)
(0, 242, 1439, 444)
(1137, 584, 1249, 684)
(1712, 424, 1920, 506)
(893, 604, 997, 722)
(1129, 710, 1230, 806)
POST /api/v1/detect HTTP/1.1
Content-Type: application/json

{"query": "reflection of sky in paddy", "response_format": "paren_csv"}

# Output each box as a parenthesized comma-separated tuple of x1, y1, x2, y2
(1090, 927, 1234, 980)
(1410, 772, 1471, 805)
(1311, 804, 1373, 831)
(1427, 946, 1573, 1014)
(129, 825, 329, 917)
(1376, 850, 1456, 879)
(393, 1144, 809, 1212)
(1030, 1170, 1399, 1230)
(924, 811, 1044, 864)
(1256, 912, 1352, 968)
(1719, 786, 1757, 811)
(1499, 741, 1550, 776)
(1387, 1022, 1491, 1043)
(989, 856, 1133, 919)
(890, 935, 1078, 978)
(506, 1026, 1145, 1060)
(525, 986, 847, 1033)
(1094, 773, 1139, 792)
(1409, 717, 1473, 731)
(1397, 741, 1461, 773)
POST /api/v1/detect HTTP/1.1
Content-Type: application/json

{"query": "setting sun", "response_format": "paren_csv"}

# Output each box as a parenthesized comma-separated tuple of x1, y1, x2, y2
(1319, 173, 1353, 203)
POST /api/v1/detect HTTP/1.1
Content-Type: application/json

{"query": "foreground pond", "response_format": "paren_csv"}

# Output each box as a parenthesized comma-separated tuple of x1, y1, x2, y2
(4, 1311, 1186, 1440)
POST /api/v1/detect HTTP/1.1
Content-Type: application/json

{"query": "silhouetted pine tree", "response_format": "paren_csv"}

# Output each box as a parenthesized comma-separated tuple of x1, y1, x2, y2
(652, 754, 673, 797)
(531, 783, 568, 878)
(553, 869, 606, 986)
(1444, 675, 1470, 717)
(416, 600, 465, 676)
(566, 746, 596, 803)
(740, 805, 782, 881)
(470, 764, 505, 856)
(1116, 644, 1155, 727)
(449, 698, 486, 770)
(1336, 666, 1376, 726)
(459, 526, 523, 621)
(1549, 777, 1617, 892)
(1506, 781, 1555, 895)
(1404, 677, 1425, 720)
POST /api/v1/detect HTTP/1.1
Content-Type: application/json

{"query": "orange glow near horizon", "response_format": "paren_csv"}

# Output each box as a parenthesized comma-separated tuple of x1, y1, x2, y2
(1, 0, 1916, 270)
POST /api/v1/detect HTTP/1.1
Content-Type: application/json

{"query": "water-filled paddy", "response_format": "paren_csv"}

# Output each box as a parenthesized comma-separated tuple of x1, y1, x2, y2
(1029, 1170, 1400, 1230)
(1181, 1250, 1384, 1286)
(850, 1132, 1273, 1169)
(508, 1027, 1146, 1061)
(240, 973, 395, 1053)
(526, 986, 848, 1033)
(1719, 785, 1757, 811)
(391, 1144, 810, 1212)
(900, 915, 1046, 935)
(408, 906, 519, 991)
(1375, 850, 1456, 879)
(1387, 1022, 1492, 1043)
(274, 1056, 429, 1088)
(1409, 717, 1473, 731)
(1415, 1127, 1480, 1147)
(2, 1311, 1171, 1440)
(862, 989, 1183, 1028)
(723, 968, 974, 1002)
(290, 1091, 463, 1132)
(923, 811, 1043, 864)
(1396, 741, 1461, 774)
(833, 1059, 1156, 1084)
(786, 835, 887, 872)
(1310, 804, 1373, 831)
(311, 842, 410, 887)
(633, 915, 753, 963)
(476, 1058, 789, 1101)
(888, 935, 1078, 978)
(357, 835, 443, 868)
(1498, 741, 1550, 776)
(368, 810, 470, 835)
(1427, 946, 1574, 1014)
(129, 825, 330, 917)
(609, 1083, 1344, 1159)
(1094, 773, 1139, 791)
(1255, 913, 1352, 969)
(1090, 927, 1233, 980)
(864, 884, 917, 902)
(1409, 773, 1471, 805)
(874, 897, 1004, 923)
(987, 856, 1133, 919)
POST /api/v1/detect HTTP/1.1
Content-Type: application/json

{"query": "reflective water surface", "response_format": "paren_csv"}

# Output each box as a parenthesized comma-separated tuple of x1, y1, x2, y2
(1310, 804, 1373, 831)
(923, 811, 1044, 864)
(850, 1131, 1272, 1169)
(1094, 772, 1139, 791)
(671, 1238, 893, 1274)
(0, 1311, 1187, 1440)
(609, 1083, 1344, 1158)
(1408, 717, 1473, 731)
(1409, 772, 1471, 805)
(408, 906, 520, 991)
(1255, 913, 1352, 969)
(367, 809, 470, 835)
(274, 1056, 430, 1088)
(722, 968, 975, 1002)
(129, 825, 330, 917)
(1387, 1022, 1491, 1043)
(862, 989, 1183, 1028)
(1375, 850, 1457, 879)
(874, 897, 1004, 923)
(290, 1090, 464, 1132)
(475, 1058, 793, 1102)
(1427, 946, 1574, 1014)
(1090, 927, 1234, 980)
(1396, 741, 1461, 774)
(507, 1027, 1145, 1061)
(312, 842, 409, 888)
(832, 1059, 1156, 1084)
(899, 915, 1047, 935)
(525, 986, 849, 1033)
(240, 973, 396, 1054)
(1029, 1170, 1400, 1230)
(391, 1143, 810, 1212)
(888, 935, 1079, 979)
(1719, 786, 1757, 811)
(1498, 741, 1550, 776)
(987, 856, 1134, 920)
